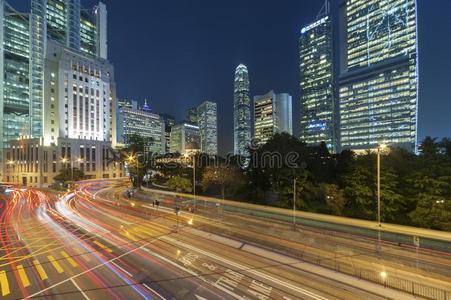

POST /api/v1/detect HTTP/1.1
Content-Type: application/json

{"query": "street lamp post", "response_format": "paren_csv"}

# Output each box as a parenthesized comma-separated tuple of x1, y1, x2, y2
(192, 155, 196, 212)
(127, 154, 139, 188)
(376, 144, 387, 228)
(376, 143, 387, 254)
(293, 178, 297, 231)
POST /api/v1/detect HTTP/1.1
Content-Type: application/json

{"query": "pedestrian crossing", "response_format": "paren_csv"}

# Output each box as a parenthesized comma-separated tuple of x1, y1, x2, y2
(0, 240, 114, 297)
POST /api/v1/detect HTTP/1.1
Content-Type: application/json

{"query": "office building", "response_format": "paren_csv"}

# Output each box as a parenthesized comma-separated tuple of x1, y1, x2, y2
(233, 64, 251, 156)
(117, 100, 165, 154)
(1, 0, 118, 186)
(299, 2, 336, 152)
(160, 113, 175, 154)
(170, 123, 200, 155)
(254, 91, 293, 146)
(186, 107, 198, 125)
(339, 0, 418, 152)
(197, 101, 217, 155)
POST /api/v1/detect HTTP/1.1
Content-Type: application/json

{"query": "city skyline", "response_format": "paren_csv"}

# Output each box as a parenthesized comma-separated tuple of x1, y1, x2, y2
(0, 2, 448, 300)
(11, 0, 450, 155)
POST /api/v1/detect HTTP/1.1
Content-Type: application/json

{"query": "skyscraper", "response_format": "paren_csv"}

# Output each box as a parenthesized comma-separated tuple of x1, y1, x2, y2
(299, 1, 336, 152)
(186, 107, 198, 125)
(170, 123, 200, 155)
(233, 64, 251, 156)
(160, 113, 175, 154)
(254, 91, 293, 146)
(117, 100, 166, 154)
(197, 101, 218, 156)
(2, 0, 116, 186)
(339, 0, 418, 152)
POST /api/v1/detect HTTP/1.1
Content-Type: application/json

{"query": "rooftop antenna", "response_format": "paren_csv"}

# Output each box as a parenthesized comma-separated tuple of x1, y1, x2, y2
(316, 0, 330, 20)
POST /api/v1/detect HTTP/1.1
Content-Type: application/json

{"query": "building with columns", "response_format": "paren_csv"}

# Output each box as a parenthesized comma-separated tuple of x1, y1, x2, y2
(1, 0, 120, 186)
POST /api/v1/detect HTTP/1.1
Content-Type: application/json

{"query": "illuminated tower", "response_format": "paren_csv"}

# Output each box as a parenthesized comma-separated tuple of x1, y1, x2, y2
(299, 0, 336, 152)
(339, 0, 418, 152)
(233, 64, 251, 156)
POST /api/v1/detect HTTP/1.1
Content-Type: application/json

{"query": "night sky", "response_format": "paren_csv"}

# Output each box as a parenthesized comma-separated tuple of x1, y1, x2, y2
(12, 0, 451, 155)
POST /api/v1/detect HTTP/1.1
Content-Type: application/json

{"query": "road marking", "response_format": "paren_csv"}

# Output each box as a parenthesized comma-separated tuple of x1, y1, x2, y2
(164, 236, 329, 300)
(47, 255, 64, 274)
(141, 247, 246, 300)
(33, 260, 48, 281)
(110, 261, 133, 277)
(0, 270, 10, 296)
(74, 248, 91, 262)
(93, 241, 113, 253)
(120, 231, 139, 242)
(17, 264, 30, 288)
(26, 235, 165, 299)
(70, 278, 90, 300)
(61, 251, 78, 268)
(143, 283, 166, 300)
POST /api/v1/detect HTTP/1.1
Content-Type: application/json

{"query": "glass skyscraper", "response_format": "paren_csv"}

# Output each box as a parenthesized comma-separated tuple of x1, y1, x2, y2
(117, 100, 165, 154)
(339, 0, 418, 152)
(299, 9, 336, 152)
(254, 91, 293, 146)
(233, 64, 251, 156)
(197, 101, 218, 156)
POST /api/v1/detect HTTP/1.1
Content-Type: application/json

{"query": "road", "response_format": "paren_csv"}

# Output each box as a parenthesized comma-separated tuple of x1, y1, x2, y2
(0, 180, 447, 299)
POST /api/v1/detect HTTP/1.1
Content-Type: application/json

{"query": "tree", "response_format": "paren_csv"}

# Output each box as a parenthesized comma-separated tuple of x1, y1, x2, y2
(201, 165, 243, 199)
(409, 175, 451, 231)
(247, 133, 310, 205)
(439, 138, 451, 158)
(419, 136, 439, 156)
(166, 176, 192, 193)
(54, 168, 86, 182)
(123, 133, 155, 188)
(320, 183, 345, 215)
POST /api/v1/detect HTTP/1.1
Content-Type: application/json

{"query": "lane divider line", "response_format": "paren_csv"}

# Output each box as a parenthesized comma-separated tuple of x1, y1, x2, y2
(143, 283, 166, 300)
(70, 278, 90, 300)
(110, 261, 133, 277)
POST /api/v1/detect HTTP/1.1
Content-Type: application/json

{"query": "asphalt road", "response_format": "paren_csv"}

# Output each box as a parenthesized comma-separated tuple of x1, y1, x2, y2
(0, 181, 448, 299)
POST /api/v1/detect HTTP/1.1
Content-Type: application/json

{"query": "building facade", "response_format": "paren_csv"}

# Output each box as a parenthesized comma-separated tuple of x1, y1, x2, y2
(117, 100, 165, 154)
(197, 101, 217, 156)
(4, 137, 122, 187)
(186, 107, 198, 125)
(170, 123, 200, 155)
(339, 0, 418, 152)
(43, 39, 115, 146)
(233, 64, 251, 156)
(299, 9, 336, 152)
(254, 91, 293, 146)
(160, 113, 175, 154)
(1, 0, 117, 186)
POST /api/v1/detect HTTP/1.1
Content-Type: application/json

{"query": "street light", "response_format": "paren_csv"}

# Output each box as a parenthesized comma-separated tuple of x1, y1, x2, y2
(293, 178, 297, 231)
(376, 143, 388, 228)
(184, 153, 196, 212)
(127, 153, 139, 187)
